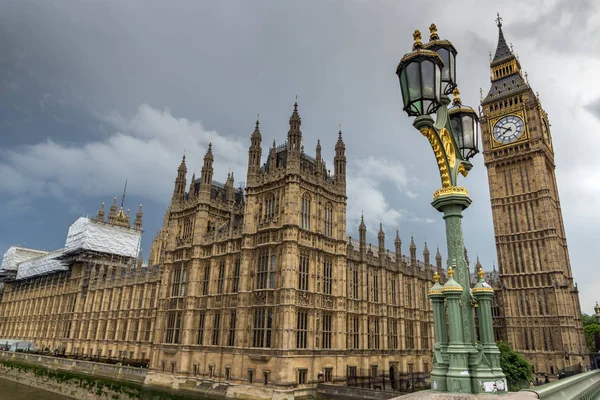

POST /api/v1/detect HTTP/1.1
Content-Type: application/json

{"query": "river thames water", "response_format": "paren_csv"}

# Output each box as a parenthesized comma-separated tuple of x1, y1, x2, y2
(0, 377, 71, 399)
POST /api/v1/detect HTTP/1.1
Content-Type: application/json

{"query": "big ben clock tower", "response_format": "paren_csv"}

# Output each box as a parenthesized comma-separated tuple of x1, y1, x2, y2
(480, 15, 586, 375)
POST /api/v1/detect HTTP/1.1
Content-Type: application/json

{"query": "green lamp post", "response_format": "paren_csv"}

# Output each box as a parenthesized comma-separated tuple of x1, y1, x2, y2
(396, 24, 506, 394)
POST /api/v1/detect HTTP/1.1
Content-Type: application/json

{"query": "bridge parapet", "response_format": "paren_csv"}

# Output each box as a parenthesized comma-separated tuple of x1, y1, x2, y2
(521, 370, 600, 400)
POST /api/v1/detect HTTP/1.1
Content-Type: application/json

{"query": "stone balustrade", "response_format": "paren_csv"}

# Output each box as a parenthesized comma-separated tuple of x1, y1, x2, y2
(0, 350, 147, 383)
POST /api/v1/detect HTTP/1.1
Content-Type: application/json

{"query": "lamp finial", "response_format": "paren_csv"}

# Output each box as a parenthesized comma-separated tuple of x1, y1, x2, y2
(452, 87, 462, 106)
(448, 266, 454, 278)
(429, 23, 439, 41)
(433, 271, 440, 283)
(477, 267, 484, 279)
(413, 29, 423, 50)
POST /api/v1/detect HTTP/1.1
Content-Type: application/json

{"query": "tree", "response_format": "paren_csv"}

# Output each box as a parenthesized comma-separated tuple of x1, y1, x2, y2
(497, 341, 533, 388)
(584, 324, 600, 353)
(583, 313, 597, 327)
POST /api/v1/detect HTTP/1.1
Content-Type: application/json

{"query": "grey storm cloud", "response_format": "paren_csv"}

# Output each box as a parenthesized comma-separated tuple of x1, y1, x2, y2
(0, 0, 599, 314)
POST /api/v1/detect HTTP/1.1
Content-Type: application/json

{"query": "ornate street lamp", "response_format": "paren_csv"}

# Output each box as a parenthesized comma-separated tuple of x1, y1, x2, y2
(396, 30, 444, 117)
(396, 24, 505, 394)
(449, 88, 479, 160)
(424, 24, 457, 95)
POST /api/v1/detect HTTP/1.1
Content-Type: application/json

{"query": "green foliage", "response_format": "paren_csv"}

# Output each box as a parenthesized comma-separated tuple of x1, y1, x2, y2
(497, 341, 533, 388)
(582, 313, 598, 327)
(584, 324, 600, 352)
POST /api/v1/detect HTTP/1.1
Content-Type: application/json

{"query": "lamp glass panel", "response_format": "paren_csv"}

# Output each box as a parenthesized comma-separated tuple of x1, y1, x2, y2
(462, 115, 475, 150)
(421, 60, 434, 99)
(450, 51, 456, 86)
(451, 116, 463, 147)
(406, 62, 421, 102)
(439, 48, 450, 80)
(400, 70, 409, 107)
(434, 64, 441, 101)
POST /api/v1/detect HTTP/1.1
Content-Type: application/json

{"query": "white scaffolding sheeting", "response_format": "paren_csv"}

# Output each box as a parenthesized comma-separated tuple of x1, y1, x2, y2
(15, 249, 68, 280)
(64, 217, 141, 258)
(0, 246, 49, 273)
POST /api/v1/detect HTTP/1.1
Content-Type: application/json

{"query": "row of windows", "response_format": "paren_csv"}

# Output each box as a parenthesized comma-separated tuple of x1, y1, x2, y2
(166, 309, 429, 351)
(301, 195, 334, 238)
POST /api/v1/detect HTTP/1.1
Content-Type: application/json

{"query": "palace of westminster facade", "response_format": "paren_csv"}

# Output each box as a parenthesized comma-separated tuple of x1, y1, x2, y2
(0, 20, 587, 394)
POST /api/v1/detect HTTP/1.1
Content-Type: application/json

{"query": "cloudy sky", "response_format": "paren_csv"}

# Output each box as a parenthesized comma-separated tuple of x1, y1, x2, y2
(0, 0, 598, 314)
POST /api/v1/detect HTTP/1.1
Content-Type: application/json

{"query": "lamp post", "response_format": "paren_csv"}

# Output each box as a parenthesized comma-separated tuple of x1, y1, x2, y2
(396, 24, 506, 394)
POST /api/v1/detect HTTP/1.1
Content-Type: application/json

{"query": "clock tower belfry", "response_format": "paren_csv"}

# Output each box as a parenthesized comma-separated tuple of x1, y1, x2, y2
(480, 15, 586, 375)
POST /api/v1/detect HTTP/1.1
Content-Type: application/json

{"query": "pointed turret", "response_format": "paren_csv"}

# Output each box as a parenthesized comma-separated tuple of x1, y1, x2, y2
(464, 246, 470, 266)
(378, 222, 385, 256)
(107, 197, 118, 223)
(410, 235, 417, 267)
(394, 229, 402, 260)
(482, 13, 529, 105)
(423, 241, 430, 267)
(334, 128, 346, 186)
(436, 246, 443, 274)
(475, 256, 482, 272)
(96, 202, 105, 222)
(248, 117, 262, 176)
(172, 155, 187, 203)
(287, 101, 302, 153)
(359, 214, 367, 257)
(200, 143, 214, 194)
(269, 139, 277, 171)
(134, 204, 143, 230)
(225, 171, 235, 203)
(315, 139, 323, 178)
(189, 172, 196, 199)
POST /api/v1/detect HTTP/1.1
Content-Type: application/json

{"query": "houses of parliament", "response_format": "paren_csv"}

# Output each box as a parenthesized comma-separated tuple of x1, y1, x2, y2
(0, 18, 587, 397)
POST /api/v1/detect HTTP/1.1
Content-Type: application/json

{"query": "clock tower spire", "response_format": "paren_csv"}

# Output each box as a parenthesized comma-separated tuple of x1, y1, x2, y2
(480, 14, 585, 376)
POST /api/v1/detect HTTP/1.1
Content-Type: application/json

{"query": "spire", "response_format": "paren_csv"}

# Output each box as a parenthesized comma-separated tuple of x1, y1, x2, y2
(205, 142, 214, 161)
(334, 125, 346, 185)
(248, 117, 262, 176)
(491, 13, 513, 65)
(172, 154, 187, 203)
(200, 143, 214, 189)
(423, 240, 430, 267)
(178, 154, 187, 172)
(287, 100, 302, 152)
(108, 197, 118, 223)
(120, 179, 128, 210)
(410, 235, 416, 267)
(96, 202, 105, 222)
(394, 229, 402, 260)
(475, 256, 482, 271)
(252, 116, 261, 140)
(316, 139, 322, 159)
(378, 221, 385, 254)
(359, 213, 367, 254)
(134, 204, 143, 230)
(435, 246, 443, 273)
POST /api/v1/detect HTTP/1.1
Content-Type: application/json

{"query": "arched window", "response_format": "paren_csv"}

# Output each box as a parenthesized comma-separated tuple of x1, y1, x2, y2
(301, 194, 311, 230)
(264, 194, 276, 222)
(183, 217, 192, 239)
(324, 203, 333, 238)
(170, 263, 187, 298)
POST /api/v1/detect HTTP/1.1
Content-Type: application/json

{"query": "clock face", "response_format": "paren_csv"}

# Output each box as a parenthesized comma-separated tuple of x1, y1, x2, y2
(493, 115, 525, 144)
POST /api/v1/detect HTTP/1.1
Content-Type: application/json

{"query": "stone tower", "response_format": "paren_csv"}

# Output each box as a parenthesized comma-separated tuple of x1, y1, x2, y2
(480, 15, 586, 375)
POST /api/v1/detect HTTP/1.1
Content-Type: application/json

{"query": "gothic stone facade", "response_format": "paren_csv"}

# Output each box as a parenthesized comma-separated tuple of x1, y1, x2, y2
(0, 203, 161, 362)
(480, 21, 586, 376)
(146, 103, 436, 391)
